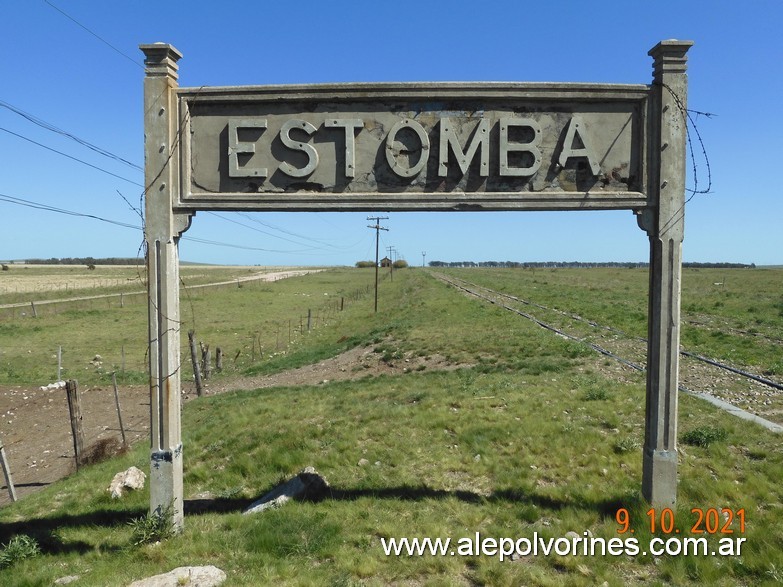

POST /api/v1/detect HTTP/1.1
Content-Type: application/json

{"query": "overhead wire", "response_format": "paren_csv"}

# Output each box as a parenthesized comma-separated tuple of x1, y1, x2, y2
(233, 212, 368, 252)
(0, 126, 143, 187)
(0, 192, 141, 231)
(206, 212, 329, 250)
(8, 12, 365, 261)
(235, 212, 360, 250)
(0, 99, 142, 171)
(42, 0, 144, 70)
(0, 191, 342, 256)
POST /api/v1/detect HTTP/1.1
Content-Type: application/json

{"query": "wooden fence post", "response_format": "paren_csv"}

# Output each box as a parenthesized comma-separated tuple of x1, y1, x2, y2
(0, 434, 17, 502)
(307, 309, 312, 333)
(201, 344, 211, 380)
(215, 347, 223, 372)
(188, 330, 204, 397)
(112, 372, 127, 446)
(65, 380, 84, 470)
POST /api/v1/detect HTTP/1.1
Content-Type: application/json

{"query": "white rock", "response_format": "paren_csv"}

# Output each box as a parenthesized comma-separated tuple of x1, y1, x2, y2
(127, 566, 226, 587)
(243, 467, 329, 514)
(108, 466, 146, 498)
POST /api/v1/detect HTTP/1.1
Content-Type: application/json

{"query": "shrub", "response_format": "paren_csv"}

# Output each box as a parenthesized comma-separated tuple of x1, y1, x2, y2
(83, 437, 127, 465)
(681, 425, 728, 448)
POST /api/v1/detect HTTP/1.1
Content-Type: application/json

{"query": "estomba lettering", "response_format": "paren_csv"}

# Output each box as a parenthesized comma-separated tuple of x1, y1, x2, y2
(227, 115, 600, 180)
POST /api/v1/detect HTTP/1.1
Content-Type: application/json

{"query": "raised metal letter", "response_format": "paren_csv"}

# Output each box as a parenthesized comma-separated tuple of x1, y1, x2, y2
(385, 118, 430, 178)
(438, 117, 490, 177)
(279, 119, 319, 178)
(228, 119, 268, 178)
(499, 117, 542, 176)
(558, 116, 601, 175)
(325, 118, 363, 178)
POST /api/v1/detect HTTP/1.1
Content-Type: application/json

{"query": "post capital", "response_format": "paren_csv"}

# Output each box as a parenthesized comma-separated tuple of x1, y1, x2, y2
(649, 40, 694, 81)
(140, 43, 183, 80)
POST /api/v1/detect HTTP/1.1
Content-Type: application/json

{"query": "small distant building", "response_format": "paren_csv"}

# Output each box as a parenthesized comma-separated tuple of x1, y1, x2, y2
(380, 256, 392, 268)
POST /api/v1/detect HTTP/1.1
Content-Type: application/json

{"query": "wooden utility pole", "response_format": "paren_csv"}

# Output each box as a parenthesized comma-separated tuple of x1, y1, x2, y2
(367, 216, 388, 313)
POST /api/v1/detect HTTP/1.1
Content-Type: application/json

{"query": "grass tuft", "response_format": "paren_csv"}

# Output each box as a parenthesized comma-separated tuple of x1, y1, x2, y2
(0, 535, 41, 569)
(127, 506, 175, 546)
(613, 437, 640, 454)
(582, 387, 609, 401)
(681, 425, 729, 448)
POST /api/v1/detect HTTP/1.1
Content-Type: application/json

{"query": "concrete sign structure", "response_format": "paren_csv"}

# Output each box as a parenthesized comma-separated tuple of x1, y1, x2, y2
(142, 40, 693, 529)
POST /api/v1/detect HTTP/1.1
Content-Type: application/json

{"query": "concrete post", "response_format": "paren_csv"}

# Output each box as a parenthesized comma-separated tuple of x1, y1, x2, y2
(141, 43, 190, 531)
(640, 40, 693, 507)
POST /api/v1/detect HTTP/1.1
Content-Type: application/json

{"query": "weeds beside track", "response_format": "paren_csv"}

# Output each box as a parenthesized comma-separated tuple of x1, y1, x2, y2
(433, 271, 783, 428)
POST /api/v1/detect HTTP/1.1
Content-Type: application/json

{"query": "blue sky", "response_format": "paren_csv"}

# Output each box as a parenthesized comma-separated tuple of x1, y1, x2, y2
(1, 1, 781, 266)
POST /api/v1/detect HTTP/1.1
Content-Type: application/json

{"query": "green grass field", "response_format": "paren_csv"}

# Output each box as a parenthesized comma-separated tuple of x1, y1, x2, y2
(1, 266, 782, 586)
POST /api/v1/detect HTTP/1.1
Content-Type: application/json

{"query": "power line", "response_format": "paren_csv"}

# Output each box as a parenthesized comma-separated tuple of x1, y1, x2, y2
(206, 212, 327, 250)
(235, 212, 360, 250)
(0, 126, 143, 187)
(0, 191, 326, 255)
(0, 192, 141, 231)
(179, 235, 318, 254)
(235, 212, 366, 252)
(0, 99, 142, 171)
(42, 0, 143, 70)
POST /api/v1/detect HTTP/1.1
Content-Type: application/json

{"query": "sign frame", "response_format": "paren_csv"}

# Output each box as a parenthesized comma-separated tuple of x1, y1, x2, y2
(141, 40, 693, 530)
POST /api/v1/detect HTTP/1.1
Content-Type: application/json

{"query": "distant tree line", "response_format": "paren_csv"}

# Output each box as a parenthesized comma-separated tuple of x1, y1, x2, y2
(427, 261, 756, 269)
(21, 257, 144, 266)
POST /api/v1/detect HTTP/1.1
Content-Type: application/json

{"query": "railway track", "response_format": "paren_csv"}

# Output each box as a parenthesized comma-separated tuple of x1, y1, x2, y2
(433, 272, 783, 430)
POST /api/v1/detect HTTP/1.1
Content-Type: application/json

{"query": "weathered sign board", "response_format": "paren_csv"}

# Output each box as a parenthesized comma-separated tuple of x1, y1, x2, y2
(142, 40, 693, 529)
(178, 84, 646, 211)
